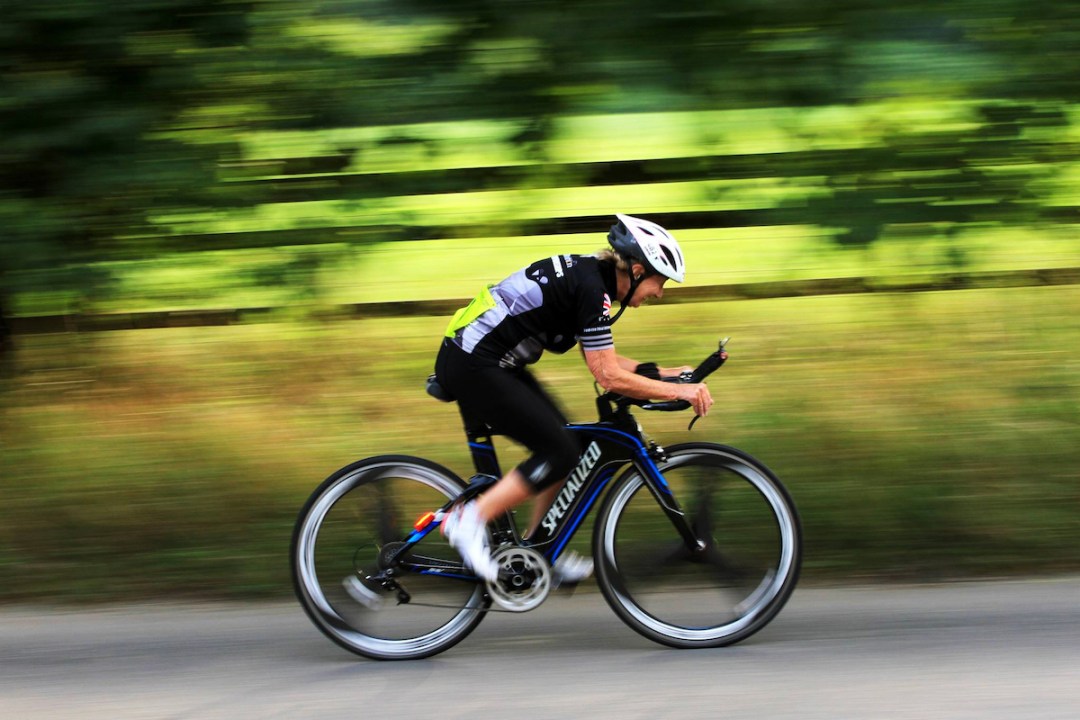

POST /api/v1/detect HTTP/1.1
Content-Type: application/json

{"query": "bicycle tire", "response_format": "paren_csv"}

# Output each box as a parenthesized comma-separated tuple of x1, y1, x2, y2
(291, 455, 490, 660)
(593, 443, 801, 648)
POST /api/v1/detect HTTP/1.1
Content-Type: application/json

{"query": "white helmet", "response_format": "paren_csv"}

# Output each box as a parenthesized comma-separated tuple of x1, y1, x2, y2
(608, 213, 685, 283)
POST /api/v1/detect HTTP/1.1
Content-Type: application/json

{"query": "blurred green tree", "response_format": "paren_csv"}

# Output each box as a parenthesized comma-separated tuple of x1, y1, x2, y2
(3, 0, 1080, 316)
(0, 0, 252, 309)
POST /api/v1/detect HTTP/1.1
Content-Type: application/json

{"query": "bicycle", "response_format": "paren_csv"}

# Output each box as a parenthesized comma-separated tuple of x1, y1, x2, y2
(291, 338, 801, 660)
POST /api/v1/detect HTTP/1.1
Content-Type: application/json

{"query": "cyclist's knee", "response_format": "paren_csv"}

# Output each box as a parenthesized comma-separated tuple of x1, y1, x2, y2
(550, 441, 581, 481)
(522, 440, 579, 492)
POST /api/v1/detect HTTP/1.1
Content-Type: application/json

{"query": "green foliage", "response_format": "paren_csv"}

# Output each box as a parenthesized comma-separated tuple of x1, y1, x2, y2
(0, 0, 252, 307)
(4, 0, 1080, 313)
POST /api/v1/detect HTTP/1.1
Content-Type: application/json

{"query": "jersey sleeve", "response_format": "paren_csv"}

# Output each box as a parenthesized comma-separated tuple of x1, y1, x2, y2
(575, 275, 615, 352)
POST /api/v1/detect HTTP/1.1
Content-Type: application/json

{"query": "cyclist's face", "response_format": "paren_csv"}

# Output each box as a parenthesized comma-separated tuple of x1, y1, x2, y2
(629, 273, 667, 307)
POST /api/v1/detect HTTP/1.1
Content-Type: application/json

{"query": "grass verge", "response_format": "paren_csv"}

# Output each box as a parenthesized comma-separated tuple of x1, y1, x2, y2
(2, 286, 1078, 601)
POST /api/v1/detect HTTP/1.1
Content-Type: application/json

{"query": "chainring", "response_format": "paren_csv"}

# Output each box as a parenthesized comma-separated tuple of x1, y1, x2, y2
(485, 546, 551, 612)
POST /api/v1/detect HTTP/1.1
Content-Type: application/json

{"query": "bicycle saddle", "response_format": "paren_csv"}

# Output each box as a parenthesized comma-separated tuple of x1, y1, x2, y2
(425, 373, 456, 403)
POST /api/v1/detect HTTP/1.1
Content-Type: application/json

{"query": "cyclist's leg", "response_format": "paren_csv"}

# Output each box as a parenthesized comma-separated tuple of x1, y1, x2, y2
(526, 483, 561, 537)
(510, 369, 577, 537)
(438, 342, 578, 523)
(463, 388, 578, 523)
(439, 344, 595, 587)
(460, 372, 594, 583)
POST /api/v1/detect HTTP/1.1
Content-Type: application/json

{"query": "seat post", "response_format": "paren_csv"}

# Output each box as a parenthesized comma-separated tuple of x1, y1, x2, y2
(460, 411, 502, 478)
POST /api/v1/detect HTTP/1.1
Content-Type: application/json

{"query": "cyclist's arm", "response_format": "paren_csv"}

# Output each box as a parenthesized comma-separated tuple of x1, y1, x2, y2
(583, 347, 712, 416)
(585, 349, 691, 379)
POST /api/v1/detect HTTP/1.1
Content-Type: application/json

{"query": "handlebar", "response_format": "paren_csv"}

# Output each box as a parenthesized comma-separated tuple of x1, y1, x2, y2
(600, 337, 729, 415)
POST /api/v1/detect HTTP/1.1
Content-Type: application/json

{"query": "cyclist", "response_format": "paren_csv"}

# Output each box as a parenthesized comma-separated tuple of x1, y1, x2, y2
(437, 214, 713, 583)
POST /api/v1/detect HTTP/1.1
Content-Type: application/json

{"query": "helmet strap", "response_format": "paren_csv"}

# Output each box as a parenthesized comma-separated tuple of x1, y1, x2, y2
(609, 272, 641, 325)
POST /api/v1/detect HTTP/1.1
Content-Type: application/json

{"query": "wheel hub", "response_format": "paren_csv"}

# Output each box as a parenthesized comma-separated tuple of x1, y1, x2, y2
(376, 541, 409, 569)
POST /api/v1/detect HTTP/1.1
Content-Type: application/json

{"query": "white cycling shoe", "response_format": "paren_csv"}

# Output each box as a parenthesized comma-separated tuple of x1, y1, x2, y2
(552, 551, 594, 586)
(442, 501, 500, 582)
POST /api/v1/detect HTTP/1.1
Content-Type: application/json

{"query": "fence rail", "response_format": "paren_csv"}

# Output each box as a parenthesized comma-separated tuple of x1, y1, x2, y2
(6, 266, 1079, 335)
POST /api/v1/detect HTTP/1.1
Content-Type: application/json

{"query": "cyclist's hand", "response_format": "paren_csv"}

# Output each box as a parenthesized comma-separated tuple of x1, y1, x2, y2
(678, 382, 713, 417)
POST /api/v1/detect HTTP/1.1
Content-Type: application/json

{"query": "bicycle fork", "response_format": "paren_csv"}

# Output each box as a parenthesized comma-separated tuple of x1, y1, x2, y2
(634, 448, 709, 555)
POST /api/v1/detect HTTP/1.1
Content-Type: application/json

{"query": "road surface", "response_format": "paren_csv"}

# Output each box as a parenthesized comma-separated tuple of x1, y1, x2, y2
(2, 577, 1078, 719)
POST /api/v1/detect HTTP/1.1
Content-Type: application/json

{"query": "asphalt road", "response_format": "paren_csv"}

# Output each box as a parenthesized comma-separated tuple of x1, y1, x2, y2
(2, 577, 1078, 719)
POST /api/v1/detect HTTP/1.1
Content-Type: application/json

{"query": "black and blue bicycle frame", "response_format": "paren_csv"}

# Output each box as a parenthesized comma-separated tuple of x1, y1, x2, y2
(393, 398, 699, 580)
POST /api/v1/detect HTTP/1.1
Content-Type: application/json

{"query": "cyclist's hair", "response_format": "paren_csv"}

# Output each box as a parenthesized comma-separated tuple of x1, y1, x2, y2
(595, 248, 633, 273)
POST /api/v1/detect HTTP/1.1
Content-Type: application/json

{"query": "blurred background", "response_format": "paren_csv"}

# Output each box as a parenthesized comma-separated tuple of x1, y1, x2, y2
(1, 0, 1078, 601)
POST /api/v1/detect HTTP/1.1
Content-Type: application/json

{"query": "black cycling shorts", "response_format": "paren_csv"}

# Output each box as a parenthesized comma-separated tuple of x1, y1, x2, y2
(435, 339, 580, 491)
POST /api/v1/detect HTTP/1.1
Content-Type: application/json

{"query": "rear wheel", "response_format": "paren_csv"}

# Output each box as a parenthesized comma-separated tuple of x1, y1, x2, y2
(291, 455, 489, 660)
(594, 443, 801, 648)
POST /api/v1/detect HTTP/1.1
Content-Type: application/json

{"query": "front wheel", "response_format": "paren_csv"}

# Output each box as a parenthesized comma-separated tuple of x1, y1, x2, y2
(291, 455, 489, 660)
(594, 443, 801, 648)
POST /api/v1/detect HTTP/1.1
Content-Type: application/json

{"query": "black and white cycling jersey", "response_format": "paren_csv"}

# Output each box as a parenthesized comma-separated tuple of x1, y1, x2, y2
(449, 254, 619, 369)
